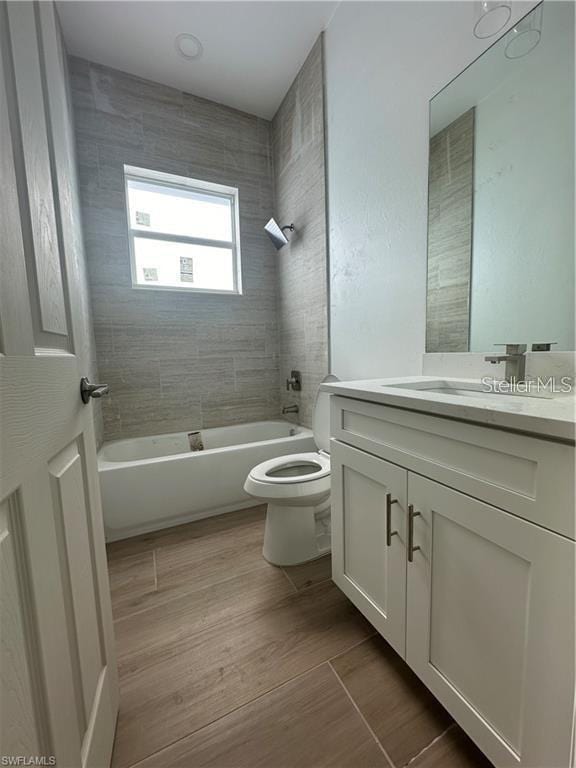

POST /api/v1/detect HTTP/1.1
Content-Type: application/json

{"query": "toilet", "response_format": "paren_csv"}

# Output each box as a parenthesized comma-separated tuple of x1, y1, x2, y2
(244, 375, 338, 566)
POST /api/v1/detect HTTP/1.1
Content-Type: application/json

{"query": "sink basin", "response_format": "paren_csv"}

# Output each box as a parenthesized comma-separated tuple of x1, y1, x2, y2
(382, 379, 554, 400)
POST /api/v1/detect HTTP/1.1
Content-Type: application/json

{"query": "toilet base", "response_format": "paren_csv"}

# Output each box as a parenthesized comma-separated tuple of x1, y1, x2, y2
(263, 498, 331, 566)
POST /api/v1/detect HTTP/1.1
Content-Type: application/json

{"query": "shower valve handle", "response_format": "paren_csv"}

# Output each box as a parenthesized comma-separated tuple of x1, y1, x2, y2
(286, 370, 302, 391)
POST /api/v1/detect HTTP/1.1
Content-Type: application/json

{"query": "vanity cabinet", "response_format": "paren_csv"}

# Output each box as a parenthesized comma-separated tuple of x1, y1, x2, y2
(330, 395, 575, 768)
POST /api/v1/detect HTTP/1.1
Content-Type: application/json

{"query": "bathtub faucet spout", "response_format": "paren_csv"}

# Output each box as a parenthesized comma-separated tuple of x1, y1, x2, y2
(282, 404, 299, 415)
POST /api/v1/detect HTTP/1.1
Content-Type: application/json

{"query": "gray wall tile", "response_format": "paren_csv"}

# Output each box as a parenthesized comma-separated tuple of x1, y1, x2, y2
(71, 43, 328, 443)
(70, 56, 280, 441)
(272, 37, 329, 427)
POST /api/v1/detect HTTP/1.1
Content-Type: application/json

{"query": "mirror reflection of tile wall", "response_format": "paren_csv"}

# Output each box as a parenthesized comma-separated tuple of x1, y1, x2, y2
(426, 109, 474, 353)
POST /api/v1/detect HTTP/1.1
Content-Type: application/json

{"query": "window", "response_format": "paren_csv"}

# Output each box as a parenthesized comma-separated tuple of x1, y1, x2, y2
(124, 166, 242, 294)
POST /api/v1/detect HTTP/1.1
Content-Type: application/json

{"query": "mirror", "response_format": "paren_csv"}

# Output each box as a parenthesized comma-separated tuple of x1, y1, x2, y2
(426, 2, 574, 353)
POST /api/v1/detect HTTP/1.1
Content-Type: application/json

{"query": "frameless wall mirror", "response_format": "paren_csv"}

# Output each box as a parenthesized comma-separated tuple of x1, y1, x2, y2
(426, 1, 574, 353)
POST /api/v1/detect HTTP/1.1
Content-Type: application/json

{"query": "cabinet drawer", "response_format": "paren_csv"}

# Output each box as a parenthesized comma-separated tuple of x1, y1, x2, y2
(331, 396, 575, 539)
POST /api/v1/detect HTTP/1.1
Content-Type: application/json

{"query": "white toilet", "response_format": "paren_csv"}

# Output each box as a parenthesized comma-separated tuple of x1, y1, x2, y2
(244, 375, 338, 566)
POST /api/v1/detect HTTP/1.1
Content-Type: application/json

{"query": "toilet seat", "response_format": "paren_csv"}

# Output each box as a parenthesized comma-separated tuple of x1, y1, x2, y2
(249, 451, 330, 485)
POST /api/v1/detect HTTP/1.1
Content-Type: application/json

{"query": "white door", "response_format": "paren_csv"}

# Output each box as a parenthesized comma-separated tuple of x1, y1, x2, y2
(406, 473, 575, 768)
(331, 440, 407, 657)
(0, 3, 118, 767)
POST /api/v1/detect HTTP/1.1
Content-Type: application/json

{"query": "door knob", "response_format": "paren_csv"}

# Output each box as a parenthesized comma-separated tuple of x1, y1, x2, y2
(80, 377, 110, 404)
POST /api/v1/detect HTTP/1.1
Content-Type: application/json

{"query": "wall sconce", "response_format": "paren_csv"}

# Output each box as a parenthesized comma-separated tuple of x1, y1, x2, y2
(505, 4, 543, 59)
(264, 218, 295, 250)
(473, 1, 512, 39)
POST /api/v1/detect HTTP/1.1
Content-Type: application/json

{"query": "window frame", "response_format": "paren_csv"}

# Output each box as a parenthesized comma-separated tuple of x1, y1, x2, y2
(123, 165, 243, 295)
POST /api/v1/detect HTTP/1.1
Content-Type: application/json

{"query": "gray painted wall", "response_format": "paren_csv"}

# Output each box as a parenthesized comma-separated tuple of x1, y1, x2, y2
(272, 38, 328, 427)
(70, 57, 280, 441)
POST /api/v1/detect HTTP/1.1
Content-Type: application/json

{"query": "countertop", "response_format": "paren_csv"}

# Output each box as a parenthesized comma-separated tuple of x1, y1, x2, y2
(321, 376, 576, 443)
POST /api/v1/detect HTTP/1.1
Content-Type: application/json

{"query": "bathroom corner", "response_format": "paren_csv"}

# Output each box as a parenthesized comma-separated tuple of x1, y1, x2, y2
(272, 36, 329, 427)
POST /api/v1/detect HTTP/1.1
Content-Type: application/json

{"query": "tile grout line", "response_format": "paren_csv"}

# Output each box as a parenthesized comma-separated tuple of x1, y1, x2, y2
(109, 512, 380, 766)
(113, 561, 274, 624)
(404, 723, 456, 767)
(113, 551, 330, 625)
(328, 661, 396, 768)
(124, 630, 380, 768)
(116, 587, 374, 691)
(291, 574, 334, 594)
(328, 630, 378, 663)
(107, 550, 153, 567)
(125, 660, 341, 768)
(106, 508, 267, 563)
(279, 566, 299, 594)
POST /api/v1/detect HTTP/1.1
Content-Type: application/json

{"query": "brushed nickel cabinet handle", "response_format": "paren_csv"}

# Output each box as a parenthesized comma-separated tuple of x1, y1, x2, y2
(386, 492, 398, 547)
(407, 503, 421, 563)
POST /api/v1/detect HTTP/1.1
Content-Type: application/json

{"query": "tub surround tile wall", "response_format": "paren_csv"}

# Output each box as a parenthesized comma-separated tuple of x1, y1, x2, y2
(70, 57, 280, 441)
(272, 37, 329, 427)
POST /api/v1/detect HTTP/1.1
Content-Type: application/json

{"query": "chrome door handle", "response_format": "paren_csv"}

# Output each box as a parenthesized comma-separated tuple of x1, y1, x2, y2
(407, 504, 421, 562)
(80, 377, 110, 404)
(385, 493, 398, 547)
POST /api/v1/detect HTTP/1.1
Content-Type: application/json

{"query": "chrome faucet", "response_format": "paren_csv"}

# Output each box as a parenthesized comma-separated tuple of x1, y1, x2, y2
(282, 404, 299, 415)
(484, 344, 527, 382)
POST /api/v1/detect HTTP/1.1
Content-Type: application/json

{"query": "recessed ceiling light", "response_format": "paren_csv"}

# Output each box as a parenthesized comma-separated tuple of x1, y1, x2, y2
(473, 1, 511, 39)
(504, 4, 543, 59)
(175, 33, 203, 61)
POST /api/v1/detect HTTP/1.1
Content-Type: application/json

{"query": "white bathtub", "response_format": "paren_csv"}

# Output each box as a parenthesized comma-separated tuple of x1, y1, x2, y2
(98, 420, 315, 541)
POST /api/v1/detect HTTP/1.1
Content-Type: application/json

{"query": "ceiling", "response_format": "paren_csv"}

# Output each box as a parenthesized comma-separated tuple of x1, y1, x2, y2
(57, 1, 338, 119)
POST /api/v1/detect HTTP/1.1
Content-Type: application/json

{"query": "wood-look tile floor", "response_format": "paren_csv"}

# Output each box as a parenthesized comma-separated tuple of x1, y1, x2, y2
(107, 505, 493, 768)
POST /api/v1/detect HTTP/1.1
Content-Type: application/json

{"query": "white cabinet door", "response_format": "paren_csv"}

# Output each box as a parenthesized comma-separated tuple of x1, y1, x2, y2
(406, 473, 575, 768)
(0, 4, 118, 767)
(331, 440, 407, 657)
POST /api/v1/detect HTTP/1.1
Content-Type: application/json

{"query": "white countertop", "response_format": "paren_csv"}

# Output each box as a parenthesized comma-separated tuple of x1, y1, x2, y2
(321, 376, 576, 443)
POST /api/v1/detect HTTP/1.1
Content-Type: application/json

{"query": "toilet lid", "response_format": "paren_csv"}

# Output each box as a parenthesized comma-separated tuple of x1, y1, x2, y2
(313, 374, 340, 454)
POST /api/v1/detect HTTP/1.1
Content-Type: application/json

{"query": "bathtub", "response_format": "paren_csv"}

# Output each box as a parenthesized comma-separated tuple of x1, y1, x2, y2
(98, 420, 315, 541)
